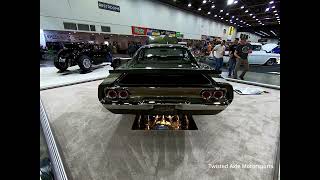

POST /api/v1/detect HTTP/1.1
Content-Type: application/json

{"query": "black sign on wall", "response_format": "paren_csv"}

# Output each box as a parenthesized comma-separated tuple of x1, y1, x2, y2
(98, 1, 120, 12)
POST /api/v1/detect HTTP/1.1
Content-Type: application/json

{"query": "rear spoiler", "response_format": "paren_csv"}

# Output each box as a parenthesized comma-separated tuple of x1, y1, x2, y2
(110, 68, 221, 74)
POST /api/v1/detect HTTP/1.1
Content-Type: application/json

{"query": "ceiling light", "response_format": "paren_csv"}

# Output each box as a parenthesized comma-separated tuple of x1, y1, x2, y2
(226, 19, 228, 21)
(227, 0, 234, 5)
(198, 8, 201, 11)
(214, 15, 217, 17)
(270, 1, 274, 4)
(273, 10, 277, 13)
(275, 13, 278, 16)
(188, 3, 191, 7)
(240, 20, 243, 22)
(221, 17, 224, 19)
(249, 13, 253, 16)
(276, 16, 279, 18)
(203, 0, 207, 4)
(234, 1, 238, 4)
(252, 16, 256, 18)
(232, 16, 235, 18)
(272, 6, 275, 9)
(220, 9, 223, 12)
(226, 13, 229, 15)
(208, 12, 211, 14)
(236, 18, 239, 20)
(266, 8, 270, 12)
(241, 6, 244, 9)
(245, 10, 249, 13)
(211, 5, 215, 8)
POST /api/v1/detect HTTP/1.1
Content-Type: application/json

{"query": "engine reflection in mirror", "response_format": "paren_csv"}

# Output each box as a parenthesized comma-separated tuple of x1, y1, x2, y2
(132, 114, 198, 130)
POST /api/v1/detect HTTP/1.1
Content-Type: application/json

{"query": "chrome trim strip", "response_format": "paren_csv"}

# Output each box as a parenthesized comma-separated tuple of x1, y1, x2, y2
(40, 99, 69, 180)
(103, 104, 227, 110)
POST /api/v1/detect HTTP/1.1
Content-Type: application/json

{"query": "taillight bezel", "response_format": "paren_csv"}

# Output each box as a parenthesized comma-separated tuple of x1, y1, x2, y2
(118, 90, 129, 99)
(105, 89, 118, 99)
(201, 90, 212, 100)
(212, 90, 224, 99)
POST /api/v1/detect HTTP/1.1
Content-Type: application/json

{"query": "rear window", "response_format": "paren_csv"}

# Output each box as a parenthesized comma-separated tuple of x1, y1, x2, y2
(137, 47, 193, 63)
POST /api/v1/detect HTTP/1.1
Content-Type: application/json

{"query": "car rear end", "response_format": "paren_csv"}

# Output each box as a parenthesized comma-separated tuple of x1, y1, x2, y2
(98, 70, 233, 115)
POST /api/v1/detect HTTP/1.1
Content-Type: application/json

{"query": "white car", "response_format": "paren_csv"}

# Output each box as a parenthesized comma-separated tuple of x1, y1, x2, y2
(222, 43, 280, 65)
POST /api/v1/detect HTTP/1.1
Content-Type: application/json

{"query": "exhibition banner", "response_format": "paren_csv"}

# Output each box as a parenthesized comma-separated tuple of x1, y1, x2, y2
(133, 26, 178, 37)
(228, 26, 235, 36)
(147, 29, 161, 36)
(131, 26, 148, 35)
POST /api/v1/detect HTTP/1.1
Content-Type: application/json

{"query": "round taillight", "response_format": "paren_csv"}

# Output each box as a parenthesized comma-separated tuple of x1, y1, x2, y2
(213, 90, 224, 99)
(106, 90, 117, 99)
(119, 90, 129, 99)
(201, 91, 212, 100)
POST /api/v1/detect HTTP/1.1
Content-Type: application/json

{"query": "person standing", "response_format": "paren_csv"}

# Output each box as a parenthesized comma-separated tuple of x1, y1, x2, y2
(128, 42, 135, 57)
(213, 40, 226, 71)
(207, 42, 212, 55)
(228, 38, 239, 77)
(233, 38, 252, 80)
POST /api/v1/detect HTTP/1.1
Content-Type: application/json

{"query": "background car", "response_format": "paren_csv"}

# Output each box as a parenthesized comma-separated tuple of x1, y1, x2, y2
(223, 42, 280, 66)
(54, 43, 111, 72)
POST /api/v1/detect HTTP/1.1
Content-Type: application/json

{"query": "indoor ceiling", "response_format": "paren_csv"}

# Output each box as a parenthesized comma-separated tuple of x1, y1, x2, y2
(155, 0, 280, 38)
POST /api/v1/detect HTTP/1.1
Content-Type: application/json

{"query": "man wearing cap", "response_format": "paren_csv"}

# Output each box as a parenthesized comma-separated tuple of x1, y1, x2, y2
(233, 37, 252, 80)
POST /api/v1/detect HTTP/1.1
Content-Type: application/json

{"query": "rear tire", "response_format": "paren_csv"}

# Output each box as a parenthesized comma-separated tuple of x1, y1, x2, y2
(78, 55, 92, 72)
(265, 58, 275, 66)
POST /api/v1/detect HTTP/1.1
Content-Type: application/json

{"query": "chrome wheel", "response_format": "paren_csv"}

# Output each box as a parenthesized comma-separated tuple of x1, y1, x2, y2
(83, 58, 91, 69)
(266, 59, 275, 66)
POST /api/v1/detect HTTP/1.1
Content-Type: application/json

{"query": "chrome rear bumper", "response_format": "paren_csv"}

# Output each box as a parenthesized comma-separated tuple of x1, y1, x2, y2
(102, 104, 227, 111)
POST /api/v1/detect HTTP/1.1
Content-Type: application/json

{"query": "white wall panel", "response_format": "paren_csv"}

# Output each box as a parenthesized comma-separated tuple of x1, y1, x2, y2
(40, 0, 237, 40)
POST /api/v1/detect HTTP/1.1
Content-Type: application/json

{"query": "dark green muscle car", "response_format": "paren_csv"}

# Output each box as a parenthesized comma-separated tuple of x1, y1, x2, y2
(98, 44, 233, 115)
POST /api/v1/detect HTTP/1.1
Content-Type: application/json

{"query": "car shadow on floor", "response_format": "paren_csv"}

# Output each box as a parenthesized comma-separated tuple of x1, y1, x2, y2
(58, 64, 109, 76)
